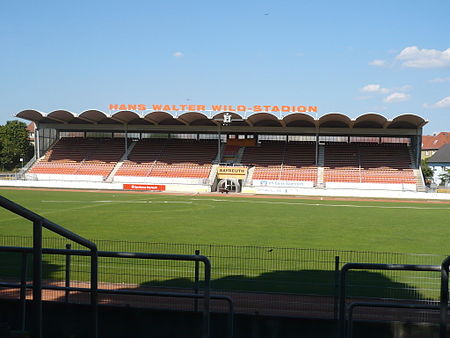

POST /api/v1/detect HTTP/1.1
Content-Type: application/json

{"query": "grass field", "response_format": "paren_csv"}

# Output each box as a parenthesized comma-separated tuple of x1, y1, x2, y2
(0, 188, 449, 253)
(0, 188, 449, 299)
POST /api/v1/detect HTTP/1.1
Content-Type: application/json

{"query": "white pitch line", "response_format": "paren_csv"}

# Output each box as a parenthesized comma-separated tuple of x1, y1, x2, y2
(39, 198, 450, 210)
(41, 200, 193, 204)
(189, 198, 450, 210)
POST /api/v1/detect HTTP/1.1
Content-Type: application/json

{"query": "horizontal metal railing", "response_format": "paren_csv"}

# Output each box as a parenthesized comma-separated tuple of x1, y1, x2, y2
(0, 245, 214, 338)
(338, 262, 450, 338)
(0, 195, 98, 338)
(440, 256, 450, 338)
(0, 281, 234, 338)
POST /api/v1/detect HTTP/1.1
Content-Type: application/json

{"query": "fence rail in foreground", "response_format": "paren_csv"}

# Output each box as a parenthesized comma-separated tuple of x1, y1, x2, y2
(338, 262, 450, 338)
(0, 235, 446, 318)
(0, 195, 98, 338)
(0, 245, 213, 338)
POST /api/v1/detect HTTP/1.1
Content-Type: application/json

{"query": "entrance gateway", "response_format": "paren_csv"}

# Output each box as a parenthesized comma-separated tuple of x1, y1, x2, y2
(217, 178, 240, 193)
(216, 166, 248, 193)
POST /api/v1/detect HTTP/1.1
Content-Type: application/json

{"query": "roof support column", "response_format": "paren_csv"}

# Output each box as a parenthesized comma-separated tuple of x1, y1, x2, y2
(315, 130, 319, 166)
(124, 124, 128, 160)
(217, 123, 222, 163)
(416, 130, 423, 169)
(35, 124, 40, 159)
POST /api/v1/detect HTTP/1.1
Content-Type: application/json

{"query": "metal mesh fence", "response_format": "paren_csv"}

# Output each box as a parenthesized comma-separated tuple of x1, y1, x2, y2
(0, 235, 445, 320)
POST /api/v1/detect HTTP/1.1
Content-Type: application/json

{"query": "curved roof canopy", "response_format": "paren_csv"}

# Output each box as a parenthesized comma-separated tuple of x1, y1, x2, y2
(247, 113, 282, 127)
(353, 113, 388, 128)
(319, 113, 352, 128)
(282, 113, 316, 128)
(16, 109, 427, 129)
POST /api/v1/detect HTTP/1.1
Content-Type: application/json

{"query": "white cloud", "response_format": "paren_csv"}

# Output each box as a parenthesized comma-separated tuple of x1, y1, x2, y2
(369, 59, 386, 67)
(383, 92, 411, 103)
(355, 95, 372, 100)
(173, 51, 184, 58)
(429, 77, 450, 83)
(360, 84, 389, 94)
(395, 84, 413, 92)
(424, 96, 450, 108)
(360, 84, 412, 97)
(396, 46, 450, 68)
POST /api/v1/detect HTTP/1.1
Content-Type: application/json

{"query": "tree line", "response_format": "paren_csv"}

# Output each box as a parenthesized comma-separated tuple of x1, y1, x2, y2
(0, 120, 34, 171)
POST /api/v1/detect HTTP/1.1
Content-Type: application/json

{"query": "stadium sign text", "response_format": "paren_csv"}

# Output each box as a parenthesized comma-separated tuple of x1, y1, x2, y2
(109, 104, 318, 113)
(217, 167, 248, 179)
(123, 184, 165, 191)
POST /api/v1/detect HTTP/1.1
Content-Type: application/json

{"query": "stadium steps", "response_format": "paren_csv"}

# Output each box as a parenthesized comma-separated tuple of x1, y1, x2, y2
(105, 141, 137, 182)
(235, 147, 246, 163)
(106, 161, 124, 182)
(414, 168, 426, 192)
(318, 145, 325, 166)
(243, 166, 255, 186)
(121, 141, 137, 161)
(208, 164, 219, 186)
(408, 146, 415, 169)
(18, 155, 38, 178)
(316, 167, 324, 188)
(214, 143, 225, 162)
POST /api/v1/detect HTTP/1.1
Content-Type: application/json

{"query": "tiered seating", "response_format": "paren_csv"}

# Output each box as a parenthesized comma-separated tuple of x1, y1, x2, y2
(29, 138, 125, 177)
(223, 145, 240, 156)
(324, 144, 359, 169)
(116, 139, 217, 179)
(241, 141, 285, 167)
(323, 169, 361, 183)
(359, 144, 411, 169)
(116, 139, 167, 176)
(284, 142, 316, 167)
(242, 141, 317, 183)
(323, 143, 360, 183)
(323, 143, 415, 185)
(222, 144, 240, 163)
(324, 169, 416, 184)
(281, 142, 317, 181)
(241, 142, 284, 180)
(159, 139, 216, 165)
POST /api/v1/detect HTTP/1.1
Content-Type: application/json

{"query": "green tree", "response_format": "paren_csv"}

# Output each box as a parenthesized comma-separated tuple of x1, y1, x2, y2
(0, 120, 33, 171)
(439, 169, 450, 186)
(421, 159, 434, 182)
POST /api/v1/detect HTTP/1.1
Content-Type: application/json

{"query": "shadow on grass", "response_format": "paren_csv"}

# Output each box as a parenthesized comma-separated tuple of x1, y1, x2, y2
(0, 250, 426, 300)
(0, 252, 62, 281)
(139, 269, 426, 300)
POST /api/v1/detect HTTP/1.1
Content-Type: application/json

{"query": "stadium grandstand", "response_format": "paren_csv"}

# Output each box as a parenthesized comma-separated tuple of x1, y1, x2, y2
(5, 109, 450, 338)
(11, 109, 428, 197)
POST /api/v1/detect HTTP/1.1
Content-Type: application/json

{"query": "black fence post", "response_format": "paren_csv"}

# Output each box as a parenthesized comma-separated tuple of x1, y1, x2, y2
(65, 244, 72, 304)
(90, 249, 98, 338)
(334, 255, 340, 321)
(20, 252, 28, 331)
(32, 220, 43, 338)
(440, 257, 450, 338)
(194, 249, 200, 312)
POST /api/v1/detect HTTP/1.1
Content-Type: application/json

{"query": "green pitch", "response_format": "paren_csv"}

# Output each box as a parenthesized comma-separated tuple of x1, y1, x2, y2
(0, 188, 449, 299)
(0, 188, 449, 254)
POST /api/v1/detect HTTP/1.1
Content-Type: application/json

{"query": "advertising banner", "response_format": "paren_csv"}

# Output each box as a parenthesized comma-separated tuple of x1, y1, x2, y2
(253, 180, 314, 188)
(123, 184, 166, 191)
(217, 167, 248, 179)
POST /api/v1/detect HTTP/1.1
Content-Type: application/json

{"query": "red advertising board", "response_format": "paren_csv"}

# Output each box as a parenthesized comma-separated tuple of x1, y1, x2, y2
(123, 184, 165, 191)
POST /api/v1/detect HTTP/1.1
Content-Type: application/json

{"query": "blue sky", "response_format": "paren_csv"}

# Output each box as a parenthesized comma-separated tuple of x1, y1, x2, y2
(1, 0, 449, 134)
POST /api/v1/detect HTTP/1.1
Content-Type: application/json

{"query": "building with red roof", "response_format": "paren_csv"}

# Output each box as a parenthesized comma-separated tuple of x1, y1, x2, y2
(422, 132, 450, 159)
